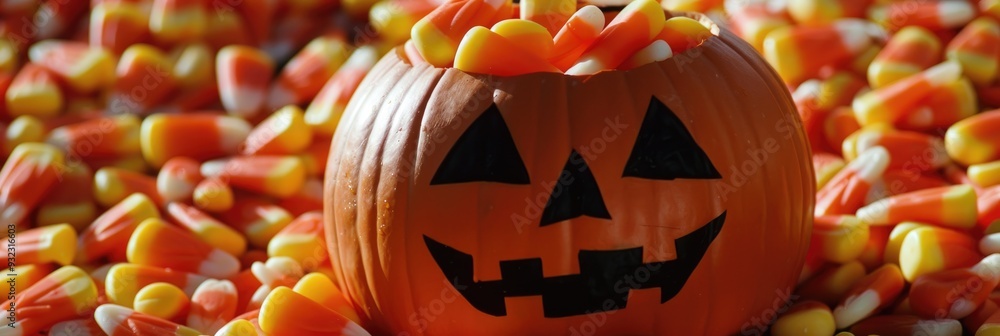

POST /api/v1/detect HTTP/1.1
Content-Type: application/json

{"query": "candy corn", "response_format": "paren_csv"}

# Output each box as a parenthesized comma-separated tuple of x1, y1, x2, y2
(900, 78, 977, 131)
(815, 146, 890, 216)
(946, 109, 1000, 166)
(11, 264, 56, 294)
(218, 196, 293, 249)
(104, 264, 208, 308)
(28, 40, 115, 93)
(241, 106, 312, 156)
(0, 143, 65, 226)
(771, 301, 836, 336)
(126, 218, 240, 279)
(812, 215, 870, 263)
(303, 46, 379, 137)
(77, 193, 160, 263)
(869, 0, 976, 32)
(214, 319, 259, 336)
(268, 212, 327, 270)
(187, 279, 238, 335)
(251, 257, 304, 289)
(763, 19, 873, 85)
(787, 0, 870, 25)
(5, 63, 63, 118)
(833, 264, 906, 328)
(947, 18, 1000, 86)
(857, 185, 977, 229)
(268, 35, 348, 110)
(853, 61, 962, 126)
(899, 226, 982, 282)
(3, 116, 44, 155)
(156, 157, 203, 203)
(18, 223, 76, 265)
(491, 19, 555, 60)
(813, 152, 846, 189)
(94, 167, 164, 208)
(796, 260, 867, 306)
(980, 186, 1000, 234)
(370, 0, 436, 46)
(566, 0, 665, 75)
(841, 126, 948, 171)
(455, 26, 561, 76)
(171, 43, 213, 90)
(192, 177, 234, 213)
(47, 114, 142, 160)
(2, 266, 98, 335)
(657, 17, 712, 55)
(909, 254, 1000, 319)
(258, 287, 370, 336)
(867, 26, 941, 89)
(519, 0, 574, 36)
(110, 44, 177, 115)
(201, 155, 306, 199)
(149, 0, 208, 44)
(94, 304, 202, 336)
(139, 113, 252, 168)
(166, 202, 246, 257)
(203, 10, 254, 50)
(549, 5, 604, 71)
(292, 272, 361, 324)
(884, 222, 928, 265)
(729, 3, 791, 52)
(89, 2, 151, 55)
(216, 46, 274, 119)
(970, 161, 1000, 188)
(133, 282, 190, 320)
(411, 0, 514, 67)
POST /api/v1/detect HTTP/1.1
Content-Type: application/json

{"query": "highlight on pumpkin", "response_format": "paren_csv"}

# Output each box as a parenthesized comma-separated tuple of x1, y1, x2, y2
(410, 0, 714, 75)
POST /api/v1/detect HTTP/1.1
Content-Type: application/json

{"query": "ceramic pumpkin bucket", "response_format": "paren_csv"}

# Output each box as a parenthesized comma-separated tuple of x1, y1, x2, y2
(324, 7, 815, 335)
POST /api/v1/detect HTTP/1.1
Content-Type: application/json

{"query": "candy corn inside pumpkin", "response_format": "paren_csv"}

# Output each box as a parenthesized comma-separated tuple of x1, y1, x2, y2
(407, 0, 714, 75)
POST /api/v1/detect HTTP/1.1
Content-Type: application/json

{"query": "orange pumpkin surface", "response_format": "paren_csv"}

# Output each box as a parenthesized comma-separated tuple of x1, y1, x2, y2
(324, 12, 815, 335)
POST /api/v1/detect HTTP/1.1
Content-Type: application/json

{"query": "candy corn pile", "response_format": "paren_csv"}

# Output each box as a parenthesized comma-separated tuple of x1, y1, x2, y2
(407, 0, 713, 76)
(0, 0, 451, 334)
(711, 0, 1000, 334)
(6, 0, 1000, 335)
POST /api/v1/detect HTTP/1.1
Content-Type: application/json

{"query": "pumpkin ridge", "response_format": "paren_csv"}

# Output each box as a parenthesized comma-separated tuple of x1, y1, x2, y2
(324, 53, 400, 327)
(341, 59, 423, 331)
(364, 64, 446, 332)
(380, 64, 445, 335)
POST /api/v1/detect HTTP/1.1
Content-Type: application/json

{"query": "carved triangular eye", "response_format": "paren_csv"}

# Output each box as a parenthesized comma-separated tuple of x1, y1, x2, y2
(539, 150, 612, 226)
(622, 98, 721, 180)
(431, 104, 531, 185)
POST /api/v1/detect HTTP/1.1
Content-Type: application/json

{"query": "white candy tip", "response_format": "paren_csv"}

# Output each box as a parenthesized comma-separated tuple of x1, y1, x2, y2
(95, 304, 132, 335)
(938, 1, 976, 28)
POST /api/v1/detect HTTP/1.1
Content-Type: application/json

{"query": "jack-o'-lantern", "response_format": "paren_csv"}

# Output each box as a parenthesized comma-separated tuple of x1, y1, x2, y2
(324, 3, 814, 335)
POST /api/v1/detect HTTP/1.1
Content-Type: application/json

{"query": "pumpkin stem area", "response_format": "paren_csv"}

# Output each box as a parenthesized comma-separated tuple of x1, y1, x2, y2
(404, 0, 719, 76)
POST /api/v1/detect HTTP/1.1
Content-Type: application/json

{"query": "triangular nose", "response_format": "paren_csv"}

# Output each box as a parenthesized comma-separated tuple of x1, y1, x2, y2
(540, 150, 612, 226)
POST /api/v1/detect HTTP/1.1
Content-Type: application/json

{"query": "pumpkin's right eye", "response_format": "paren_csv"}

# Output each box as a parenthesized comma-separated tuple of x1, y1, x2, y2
(430, 103, 531, 185)
(622, 97, 722, 180)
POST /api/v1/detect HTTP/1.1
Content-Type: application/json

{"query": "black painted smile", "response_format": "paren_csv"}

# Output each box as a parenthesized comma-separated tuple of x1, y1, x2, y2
(423, 212, 726, 318)
(426, 97, 727, 318)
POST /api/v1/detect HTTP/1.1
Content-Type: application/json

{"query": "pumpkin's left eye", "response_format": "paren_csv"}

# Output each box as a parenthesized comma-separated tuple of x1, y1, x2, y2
(622, 97, 722, 180)
(431, 103, 531, 185)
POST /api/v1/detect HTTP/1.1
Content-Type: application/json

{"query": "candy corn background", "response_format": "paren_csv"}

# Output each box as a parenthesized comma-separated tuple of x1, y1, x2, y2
(1, 0, 1000, 335)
